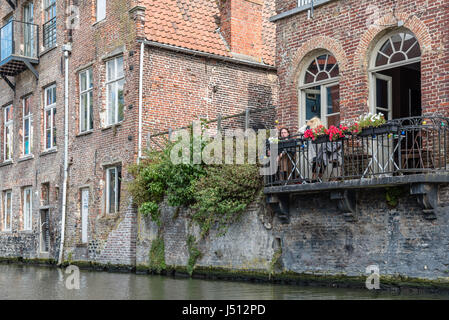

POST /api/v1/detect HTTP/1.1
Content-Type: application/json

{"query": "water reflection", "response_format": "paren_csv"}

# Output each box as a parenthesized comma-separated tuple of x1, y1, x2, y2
(0, 264, 447, 300)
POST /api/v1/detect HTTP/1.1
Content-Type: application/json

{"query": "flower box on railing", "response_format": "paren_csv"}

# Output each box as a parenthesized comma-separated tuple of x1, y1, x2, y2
(359, 123, 399, 137)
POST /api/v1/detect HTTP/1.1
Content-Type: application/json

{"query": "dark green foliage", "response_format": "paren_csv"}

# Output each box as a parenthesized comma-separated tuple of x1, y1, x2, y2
(149, 237, 166, 273)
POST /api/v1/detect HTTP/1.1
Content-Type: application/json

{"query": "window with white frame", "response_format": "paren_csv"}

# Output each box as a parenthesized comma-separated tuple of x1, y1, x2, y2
(23, 187, 32, 231)
(23, 96, 33, 155)
(4, 105, 13, 161)
(106, 56, 125, 125)
(44, 85, 57, 150)
(79, 68, 94, 132)
(105, 166, 121, 214)
(299, 53, 340, 127)
(3, 190, 12, 231)
(96, 0, 106, 22)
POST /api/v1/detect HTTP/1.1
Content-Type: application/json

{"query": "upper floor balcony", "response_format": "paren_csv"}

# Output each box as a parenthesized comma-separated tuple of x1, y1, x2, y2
(265, 116, 449, 221)
(0, 20, 39, 88)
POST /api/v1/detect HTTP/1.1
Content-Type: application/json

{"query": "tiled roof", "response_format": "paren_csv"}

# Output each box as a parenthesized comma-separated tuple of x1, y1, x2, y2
(142, 0, 275, 66)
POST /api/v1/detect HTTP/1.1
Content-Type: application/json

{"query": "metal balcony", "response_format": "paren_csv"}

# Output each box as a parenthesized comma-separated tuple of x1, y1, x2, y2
(0, 20, 39, 90)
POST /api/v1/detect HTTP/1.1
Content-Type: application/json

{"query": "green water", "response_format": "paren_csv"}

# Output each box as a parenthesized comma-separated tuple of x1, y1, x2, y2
(0, 264, 447, 300)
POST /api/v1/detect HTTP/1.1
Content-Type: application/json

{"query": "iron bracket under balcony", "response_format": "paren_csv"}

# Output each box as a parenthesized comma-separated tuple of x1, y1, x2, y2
(5, 0, 16, 10)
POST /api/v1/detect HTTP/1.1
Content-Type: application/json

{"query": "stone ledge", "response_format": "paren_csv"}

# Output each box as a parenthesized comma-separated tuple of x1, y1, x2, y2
(265, 173, 449, 195)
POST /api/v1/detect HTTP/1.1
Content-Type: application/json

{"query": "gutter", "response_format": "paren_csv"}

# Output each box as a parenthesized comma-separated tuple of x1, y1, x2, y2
(138, 40, 276, 71)
(137, 41, 144, 163)
(269, 0, 334, 22)
(58, 43, 72, 266)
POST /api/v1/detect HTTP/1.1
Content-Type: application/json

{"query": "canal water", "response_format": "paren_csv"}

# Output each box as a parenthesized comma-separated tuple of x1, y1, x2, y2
(0, 264, 447, 300)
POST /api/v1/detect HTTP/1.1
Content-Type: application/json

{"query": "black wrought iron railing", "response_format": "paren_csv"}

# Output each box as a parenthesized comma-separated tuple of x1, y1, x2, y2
(43, 17, 56, 50)
(0, 20, 39, 63)
(265, 116, 449, 186)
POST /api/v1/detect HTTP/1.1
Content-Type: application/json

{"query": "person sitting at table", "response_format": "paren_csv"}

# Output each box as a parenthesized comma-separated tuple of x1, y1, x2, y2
(277, 127, 295, 181)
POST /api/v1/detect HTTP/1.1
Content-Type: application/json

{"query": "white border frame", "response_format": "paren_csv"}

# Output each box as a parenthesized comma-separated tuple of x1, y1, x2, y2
(368, 29, 421, 114)
(44, 84, 56, 150)
(22, 96, 33, 156)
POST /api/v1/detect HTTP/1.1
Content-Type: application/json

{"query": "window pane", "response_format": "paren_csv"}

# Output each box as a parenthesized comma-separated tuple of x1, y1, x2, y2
(80, 94, 87, 132)
(305, 86, 321, 121)
(89, 91, 94, 130)
(108, 169, 116, 213)
(117, 79, 124, 122)
(80, 71, 87, 92)
(97, 0, 106, 22)
(108, 83, 115, 124)
(116, 57, 124, 78)
(107, 61, 114, 82)
(327, 85, 340, 115)
(376, 78, 389, 109)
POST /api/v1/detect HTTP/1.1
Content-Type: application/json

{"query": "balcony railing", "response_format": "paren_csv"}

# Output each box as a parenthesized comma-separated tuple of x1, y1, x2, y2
(0, 20, 39, 78)
(43, 17, 56, 50)
(265, 116, 449, 187)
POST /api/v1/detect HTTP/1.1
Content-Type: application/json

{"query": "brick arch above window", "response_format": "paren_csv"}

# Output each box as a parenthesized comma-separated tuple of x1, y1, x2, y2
(354, 12, 432, 73)
(289, 36, 348, 88)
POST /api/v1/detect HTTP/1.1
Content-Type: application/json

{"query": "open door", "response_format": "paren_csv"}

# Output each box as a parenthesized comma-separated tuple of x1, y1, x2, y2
(373, 73, 392, 120)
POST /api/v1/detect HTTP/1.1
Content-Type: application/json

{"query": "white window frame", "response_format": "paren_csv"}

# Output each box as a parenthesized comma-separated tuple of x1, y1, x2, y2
(23, 96, 33, 156)
(3, 190, 12, 232)
(79, 68, 94, 133)
(4, 105, 13, 161)
(106, 56, 125, 125)
(96, 0, 106, 22)
(298, 52, 340, 127)
(23, 187, 32, 231)
(44, 85, 56, 150)
(105, 166, 120, 214)
(368, 30, 421, 115)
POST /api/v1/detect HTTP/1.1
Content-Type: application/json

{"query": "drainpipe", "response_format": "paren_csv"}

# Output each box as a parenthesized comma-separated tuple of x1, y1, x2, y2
(58, 43, 72, 266)
(137, 41, 144, 163)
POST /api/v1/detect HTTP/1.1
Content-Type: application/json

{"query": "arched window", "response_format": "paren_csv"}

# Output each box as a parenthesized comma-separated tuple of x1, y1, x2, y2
(374, 32, 421, 67)
(369, 31, 421, 119)
(299, 53, 340, 127)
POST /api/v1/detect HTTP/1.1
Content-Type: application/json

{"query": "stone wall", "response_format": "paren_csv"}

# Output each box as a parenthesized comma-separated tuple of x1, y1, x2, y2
(136, 185, 449, 284)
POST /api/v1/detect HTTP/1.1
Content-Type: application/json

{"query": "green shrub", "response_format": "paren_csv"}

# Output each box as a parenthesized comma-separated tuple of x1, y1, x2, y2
(186, 235, 202, 276)
(192, 164, 263, 237)
(149, 237, 166, 273)
(128, 133, 263, 238)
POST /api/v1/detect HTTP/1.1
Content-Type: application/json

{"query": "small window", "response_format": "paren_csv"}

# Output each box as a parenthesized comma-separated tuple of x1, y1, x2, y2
(79, 68, 94, 132)
(23, 96, 33, 155)
(106, 56, 125, 125)
(106, 166, 121, 214)
(44, 85, 57, 150)
(23, 187, 32, 231)
(43, 0, 56, 49)
(3, 105, 13, 161)
(3, 190, 12, 231)
(96, 0, 106, 22)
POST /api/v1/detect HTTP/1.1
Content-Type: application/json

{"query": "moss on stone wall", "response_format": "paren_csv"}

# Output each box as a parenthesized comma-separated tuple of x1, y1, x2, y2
(149, 237, 166, 274)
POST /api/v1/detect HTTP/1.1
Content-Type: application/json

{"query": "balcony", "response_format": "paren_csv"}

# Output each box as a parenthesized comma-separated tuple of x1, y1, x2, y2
(265, 116, 449, 221)
(0, 20, 39, 89)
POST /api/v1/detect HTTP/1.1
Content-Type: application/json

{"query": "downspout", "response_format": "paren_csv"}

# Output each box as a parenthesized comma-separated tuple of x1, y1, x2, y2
(58, 43, 72, 265)
(137, 41, 144, 163)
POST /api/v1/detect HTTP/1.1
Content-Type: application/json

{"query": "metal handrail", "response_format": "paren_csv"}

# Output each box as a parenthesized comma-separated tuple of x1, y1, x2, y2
(265, 116, 449, 187)
(0, 20, 39, 63)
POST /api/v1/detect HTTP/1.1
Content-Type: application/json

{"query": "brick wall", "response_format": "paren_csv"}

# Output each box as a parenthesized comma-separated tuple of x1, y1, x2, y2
(0, 0, 67, 259)
(274, 0, 449, 131)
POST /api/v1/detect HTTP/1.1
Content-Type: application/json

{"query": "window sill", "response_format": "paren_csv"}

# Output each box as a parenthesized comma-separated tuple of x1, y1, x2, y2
(39, 45, 58, 58)
(101, 122, 123, 131)
(92, 19, 106, 27)
(18, 154, 34, 163)
(19, 230, 33, 234)
(76, 243, 88, 248)
(76, 130, 94, 137)
(0, 160, 13, 167)
(40, 148, 57, 157)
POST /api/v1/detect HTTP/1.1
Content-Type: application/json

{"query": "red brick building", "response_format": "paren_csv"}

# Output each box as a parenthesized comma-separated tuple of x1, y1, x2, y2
(0, 0, 278, 264)
(272, 0, 448, 130)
